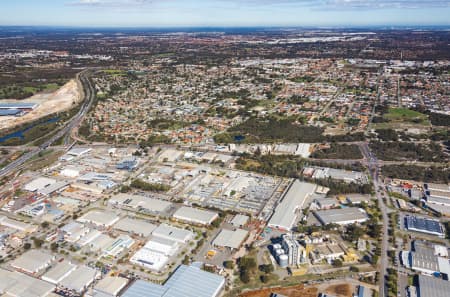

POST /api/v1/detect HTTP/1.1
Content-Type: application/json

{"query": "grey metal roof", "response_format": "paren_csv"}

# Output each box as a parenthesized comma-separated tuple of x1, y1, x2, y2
(213, 228, 248, 249)
(0, 102, 38, 109)
(122, 265, 224, 297)
(173, 206, 218, 224)
(268, 180, 316, 230)
(314, 207, 368, 225)
(121, 280, 166, 297)
(418, 275, 450, 297)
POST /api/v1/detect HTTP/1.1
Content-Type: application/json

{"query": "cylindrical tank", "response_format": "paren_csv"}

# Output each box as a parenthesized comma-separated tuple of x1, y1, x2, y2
(273, 244, 282, 250)
(274, 248, 284, 257)
(278, 254, 289, 268)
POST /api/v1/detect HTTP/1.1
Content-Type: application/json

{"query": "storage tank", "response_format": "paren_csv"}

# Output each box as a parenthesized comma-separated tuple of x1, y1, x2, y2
(274, 248, 284, 257)
(278, 254, 289, 268)
(273, 244, 282, 250)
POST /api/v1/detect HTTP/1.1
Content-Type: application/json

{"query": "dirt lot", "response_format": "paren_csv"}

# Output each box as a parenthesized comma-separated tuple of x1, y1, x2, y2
(239, 284, 318, 297)
(323, 284, 352, 297)
(0, 79, 81, 131)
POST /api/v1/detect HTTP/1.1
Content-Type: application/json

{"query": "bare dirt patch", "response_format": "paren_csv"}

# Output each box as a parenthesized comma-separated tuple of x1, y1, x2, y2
(239, 284, 318, 297)
(0, 79, 81, 131)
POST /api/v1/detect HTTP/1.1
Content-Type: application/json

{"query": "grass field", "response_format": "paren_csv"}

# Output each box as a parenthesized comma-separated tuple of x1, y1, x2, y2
(102, 69, 127, 76)
(0, 83, 63, 99)
(383, 108, 428, 123)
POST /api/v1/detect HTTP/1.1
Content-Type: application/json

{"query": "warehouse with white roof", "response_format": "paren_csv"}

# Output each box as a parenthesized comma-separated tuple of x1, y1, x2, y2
(172, 206, 218, 225)
(59, 265, 99, 294)
(113, 217, 157, 237)
(152, 224, 194, 243)
(41, 261, 77, 284)
(10, 249, 55, 275)
(109, 193, 172, 215)
(213, 228, 248, 251)
(77, 210, 120, 227)
(0, 269, 55, 297)
(23, 177, 56, 192)
(314, 207, 368, 226)
(268, 180, 316, 230)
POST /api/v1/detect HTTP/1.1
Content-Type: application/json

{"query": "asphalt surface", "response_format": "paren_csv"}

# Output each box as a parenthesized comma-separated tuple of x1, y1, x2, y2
(360, 142, 389, 297)
(0, 70, 95, 179)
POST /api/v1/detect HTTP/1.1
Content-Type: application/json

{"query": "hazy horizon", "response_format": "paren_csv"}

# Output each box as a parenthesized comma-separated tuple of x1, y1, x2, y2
(1, 1, 450, 27)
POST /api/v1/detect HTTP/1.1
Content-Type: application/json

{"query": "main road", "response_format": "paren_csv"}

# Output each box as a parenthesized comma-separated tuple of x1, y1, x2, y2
(360, 142, 389, 297)
(0, 70, 95, 178)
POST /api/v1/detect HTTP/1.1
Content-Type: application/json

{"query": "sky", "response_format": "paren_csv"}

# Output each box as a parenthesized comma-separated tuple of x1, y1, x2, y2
(0, 0, 449, 27)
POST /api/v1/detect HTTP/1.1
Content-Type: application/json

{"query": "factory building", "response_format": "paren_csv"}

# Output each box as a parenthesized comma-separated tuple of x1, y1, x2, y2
(213, 228, 249, 251)
(268, 180, 316, 230)
(281, 234, 307, 266)
(10, 249, 55, 275)
(405, 216, 445, 238)
(0, 269, 55, 297)
(172, 206, 218, 225)
(314, 207, 368, 226)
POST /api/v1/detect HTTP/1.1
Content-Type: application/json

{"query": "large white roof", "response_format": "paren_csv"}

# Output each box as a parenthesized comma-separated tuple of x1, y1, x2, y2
(0, 269, 55, 297)
(213, 228, 248, 249)
(59, 266, 98, 293)
(173, 206, 218, 225)
(10, 250, 54, 274)
(268, 180, 316, 230)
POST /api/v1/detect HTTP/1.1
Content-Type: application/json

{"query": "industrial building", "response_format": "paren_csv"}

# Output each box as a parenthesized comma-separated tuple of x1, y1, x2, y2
(59, 265, 99, 294)
(23, 177, 56, 192)
(314, 207, 368, 226)
(77, 210, 120, 228)
(10, 249, 55, 275)
(172, 206, 218, 225)
(93, 276, 129, 297)
(417, 275, 450, 297)
(130, 247, 170, 272)
(152, 224, 194, 244)
(121, 264, 225, 297)
(113, 217, 157, 237)
(212, 228, 248, 251)
(41, 261, 77, 284)
(268, 180, 316, 230)
(0, 102, 38, 110)
(281, 234, 307, 266)
(405, 216, 445, 238)
(109, 193, 172, 215)
(230, 214, 249, 227)
(0, 269, 55, 297)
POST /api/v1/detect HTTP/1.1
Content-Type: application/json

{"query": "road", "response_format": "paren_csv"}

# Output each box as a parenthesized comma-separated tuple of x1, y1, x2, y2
(360, 142, 389, 297)
(0, 70, 95, 179)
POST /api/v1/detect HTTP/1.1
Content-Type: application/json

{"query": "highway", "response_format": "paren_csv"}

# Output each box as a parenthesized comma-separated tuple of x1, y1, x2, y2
(360, 142, 389, 297)
(0, 70, 95, 179)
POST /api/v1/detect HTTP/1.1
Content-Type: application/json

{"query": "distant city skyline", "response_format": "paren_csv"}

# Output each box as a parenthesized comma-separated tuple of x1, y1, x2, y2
(0, 0, 450, 27)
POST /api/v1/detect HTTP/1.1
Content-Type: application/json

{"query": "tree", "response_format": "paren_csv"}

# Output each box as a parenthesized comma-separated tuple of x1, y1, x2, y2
(50, 242, 59, 252)
(223, 260, 234, 269)
(32, 237, 44, 248)
(41, 221, 49, 228)
(332, 259, 343, 267)
(259, 264, 274, 274)
(240, 270, 250, 283)
(23, 243, 31, 250)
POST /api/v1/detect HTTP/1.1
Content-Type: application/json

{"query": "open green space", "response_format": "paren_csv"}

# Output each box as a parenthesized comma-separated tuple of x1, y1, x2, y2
(383, 108, 429, 124)
(0, 83, 63, 99)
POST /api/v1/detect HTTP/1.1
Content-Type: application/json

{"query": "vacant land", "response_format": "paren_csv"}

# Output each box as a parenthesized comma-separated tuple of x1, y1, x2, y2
(0, 79, 81, 131)
(239, 284, 317, 297)
(373, 107, 430, 129)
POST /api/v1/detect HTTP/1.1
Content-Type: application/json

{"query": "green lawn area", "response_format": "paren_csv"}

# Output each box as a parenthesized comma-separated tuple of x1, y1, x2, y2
(384, 108, 428, 123)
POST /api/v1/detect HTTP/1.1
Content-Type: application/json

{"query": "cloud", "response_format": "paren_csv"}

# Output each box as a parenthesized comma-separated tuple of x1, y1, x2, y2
(68, 0, 450, 10)
(69, 0, 154, 7)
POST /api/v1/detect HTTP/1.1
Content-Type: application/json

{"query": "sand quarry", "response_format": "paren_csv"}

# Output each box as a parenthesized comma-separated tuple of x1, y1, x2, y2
(0, 79, 81, 131)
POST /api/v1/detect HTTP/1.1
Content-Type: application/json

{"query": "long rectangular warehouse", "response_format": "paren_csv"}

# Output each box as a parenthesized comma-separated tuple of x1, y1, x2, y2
(268, 180, 316, 230)
(314, 207, 368, 226)
(173, 206, 218, 225)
